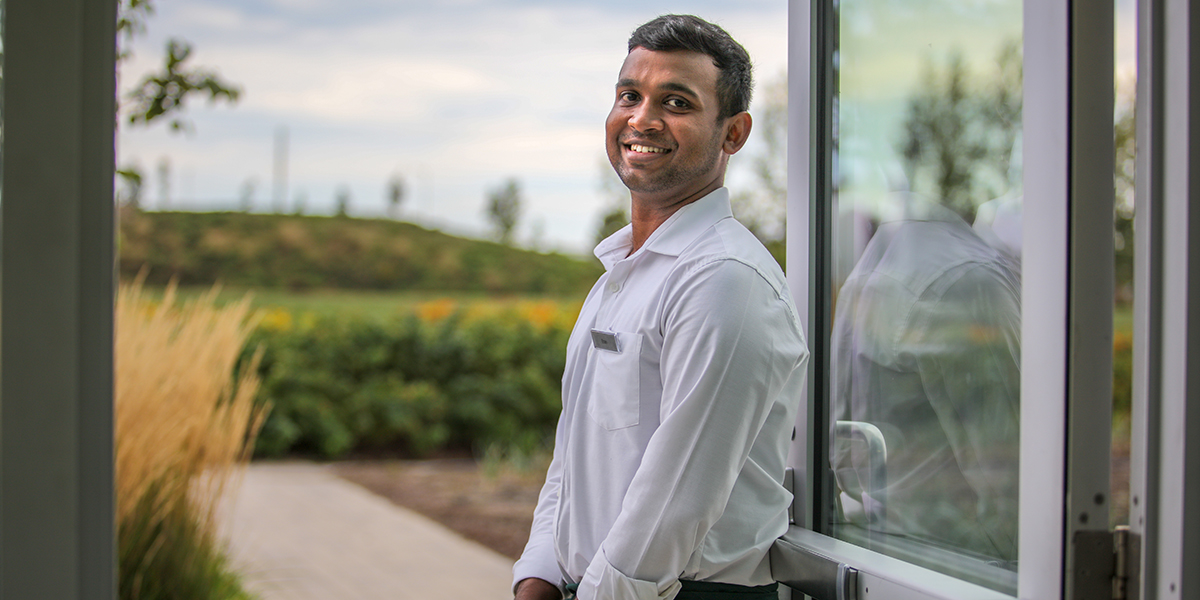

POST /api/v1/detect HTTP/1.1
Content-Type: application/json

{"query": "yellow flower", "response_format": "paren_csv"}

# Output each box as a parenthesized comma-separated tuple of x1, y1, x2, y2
(258, 308, 294, 332)
(417, 298, 457, 323)
(519, 301, 559, 330)
(1113, 331, 1133, 353)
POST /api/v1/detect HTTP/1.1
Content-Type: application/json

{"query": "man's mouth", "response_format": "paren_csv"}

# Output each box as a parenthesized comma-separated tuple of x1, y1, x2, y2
(627, 143, 669, 154)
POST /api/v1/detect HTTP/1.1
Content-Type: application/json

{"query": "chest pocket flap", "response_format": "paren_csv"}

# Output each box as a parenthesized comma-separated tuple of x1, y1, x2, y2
(586, 331, 643, 431)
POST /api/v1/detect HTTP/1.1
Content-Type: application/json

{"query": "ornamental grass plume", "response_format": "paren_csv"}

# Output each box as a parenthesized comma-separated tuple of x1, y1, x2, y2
(116, 279, 268, 600)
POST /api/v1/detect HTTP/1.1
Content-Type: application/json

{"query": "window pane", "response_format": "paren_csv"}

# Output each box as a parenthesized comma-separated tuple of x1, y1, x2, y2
(1111, 0, 1135, 530)
(827, 0, 1022, 592)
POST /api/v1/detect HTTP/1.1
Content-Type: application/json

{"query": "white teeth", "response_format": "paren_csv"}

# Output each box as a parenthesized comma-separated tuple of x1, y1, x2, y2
(630, 144, 667, 154)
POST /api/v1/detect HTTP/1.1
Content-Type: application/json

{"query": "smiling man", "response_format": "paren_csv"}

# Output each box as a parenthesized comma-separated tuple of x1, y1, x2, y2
(512, 15, 808, 600)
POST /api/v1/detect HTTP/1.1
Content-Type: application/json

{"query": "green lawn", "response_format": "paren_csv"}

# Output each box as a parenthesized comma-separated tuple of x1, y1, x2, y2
(149, 285, 1138, 332)
(139, 284, 581, 322)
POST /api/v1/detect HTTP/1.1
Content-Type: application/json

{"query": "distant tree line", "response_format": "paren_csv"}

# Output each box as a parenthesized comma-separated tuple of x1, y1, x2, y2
(119, 210, 602, 295)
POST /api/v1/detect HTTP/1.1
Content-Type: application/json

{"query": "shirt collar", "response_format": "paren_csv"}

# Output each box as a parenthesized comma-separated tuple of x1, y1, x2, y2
(593, 188, 733, 270)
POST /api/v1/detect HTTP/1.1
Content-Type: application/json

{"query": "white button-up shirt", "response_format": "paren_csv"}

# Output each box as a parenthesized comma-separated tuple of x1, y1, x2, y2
(513, 188, 808, 600)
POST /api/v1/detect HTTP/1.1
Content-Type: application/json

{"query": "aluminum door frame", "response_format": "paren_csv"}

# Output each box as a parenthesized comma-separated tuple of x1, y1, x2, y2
(1129, 0, 1200, 597)
(779, 1, 1115, 598)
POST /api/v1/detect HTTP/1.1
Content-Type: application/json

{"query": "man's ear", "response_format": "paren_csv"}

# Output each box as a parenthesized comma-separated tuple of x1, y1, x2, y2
(722, 112, 753, 155)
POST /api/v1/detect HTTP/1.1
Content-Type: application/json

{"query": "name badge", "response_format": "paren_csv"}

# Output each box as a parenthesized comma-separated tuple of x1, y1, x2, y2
(590, 329, 620, 353)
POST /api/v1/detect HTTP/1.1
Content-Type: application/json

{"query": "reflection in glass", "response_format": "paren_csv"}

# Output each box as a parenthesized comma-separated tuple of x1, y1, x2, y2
(827, 0, 1022, 591)
(830, 197, 1021, 557)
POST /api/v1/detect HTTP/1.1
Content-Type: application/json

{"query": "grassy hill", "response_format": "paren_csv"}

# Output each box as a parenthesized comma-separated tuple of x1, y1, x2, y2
(119, 209, 603, 296)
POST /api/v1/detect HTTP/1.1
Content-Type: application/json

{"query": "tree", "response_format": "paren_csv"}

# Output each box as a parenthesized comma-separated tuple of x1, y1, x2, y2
(125, 40, 240, 132)
(980, 40, 1023, 186)
(387, 174, 406, 219)
(117, 164, 144, 208)
(899, 52, 989, 220)
(897, 43, 1021, 222)
(115, 0, 241, 198)
(737, 71, 787, 242)
(293, 191, 308, 216)
(335, 186, 352, 217)
(593, 157, 630, 246)
(239, 178, 257, 212)
(486, 178, 522, 245)
(118, 0, 240, 132)
(156, 157, 171, 208)
(594, 205, 630, 247)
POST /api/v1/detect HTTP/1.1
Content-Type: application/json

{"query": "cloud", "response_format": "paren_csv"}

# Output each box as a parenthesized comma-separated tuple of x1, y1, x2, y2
(117, 0, 789, 252)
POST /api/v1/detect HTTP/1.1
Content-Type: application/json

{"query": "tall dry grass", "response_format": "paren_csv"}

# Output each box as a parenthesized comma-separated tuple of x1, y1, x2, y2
(116, 280, 268, 600)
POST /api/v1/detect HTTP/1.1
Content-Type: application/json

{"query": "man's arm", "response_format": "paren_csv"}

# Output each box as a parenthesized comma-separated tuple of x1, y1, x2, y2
(516, 577, 563, 600)
(577, 259, 807, 599)
(512, 414, 569, 595)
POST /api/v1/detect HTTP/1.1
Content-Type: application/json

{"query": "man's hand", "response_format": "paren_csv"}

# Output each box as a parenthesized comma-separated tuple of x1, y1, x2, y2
(515, 577, 562, 600)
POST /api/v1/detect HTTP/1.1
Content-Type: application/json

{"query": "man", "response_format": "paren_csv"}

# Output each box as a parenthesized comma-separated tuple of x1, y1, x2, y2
(513, 15, 808, 600)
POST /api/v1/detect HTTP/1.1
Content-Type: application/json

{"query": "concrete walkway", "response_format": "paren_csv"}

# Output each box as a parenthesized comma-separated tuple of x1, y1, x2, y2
(219, 462, 516, 600)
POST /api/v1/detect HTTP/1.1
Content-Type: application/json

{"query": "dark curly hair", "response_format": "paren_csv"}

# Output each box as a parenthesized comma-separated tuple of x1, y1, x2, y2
(627, 14, 754, 120)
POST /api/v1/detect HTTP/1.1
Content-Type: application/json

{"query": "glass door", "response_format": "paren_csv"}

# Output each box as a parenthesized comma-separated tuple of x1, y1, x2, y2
(775, 1, 1115, 598)
(825, 0, 1022, 591)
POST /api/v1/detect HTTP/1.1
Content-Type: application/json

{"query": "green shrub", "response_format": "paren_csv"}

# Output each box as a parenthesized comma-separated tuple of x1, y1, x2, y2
(247, 302, 572, 459)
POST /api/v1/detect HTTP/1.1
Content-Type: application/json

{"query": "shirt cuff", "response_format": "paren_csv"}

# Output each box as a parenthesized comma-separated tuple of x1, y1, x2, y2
(512, 548, 563, 595)
(577, 549, 681, 600)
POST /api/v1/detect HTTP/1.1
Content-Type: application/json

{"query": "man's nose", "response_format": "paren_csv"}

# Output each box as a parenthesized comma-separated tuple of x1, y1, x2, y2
(629, 102, 663, 133)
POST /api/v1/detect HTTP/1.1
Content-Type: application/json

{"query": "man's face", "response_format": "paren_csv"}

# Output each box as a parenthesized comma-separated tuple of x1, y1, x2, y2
(605, 47, 729, 201)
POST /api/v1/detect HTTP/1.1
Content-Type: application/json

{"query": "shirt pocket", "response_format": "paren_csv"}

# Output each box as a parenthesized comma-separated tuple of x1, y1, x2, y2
(586, 331, 643, 431)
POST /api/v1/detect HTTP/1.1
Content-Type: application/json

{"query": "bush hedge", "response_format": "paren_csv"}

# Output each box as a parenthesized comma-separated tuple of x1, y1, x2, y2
(241, 298, 1136, 461)
(246, 300, 576, 459)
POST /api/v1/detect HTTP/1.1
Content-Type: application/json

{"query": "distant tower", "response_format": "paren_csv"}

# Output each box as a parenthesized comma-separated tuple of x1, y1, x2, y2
(157, 157, 171, 209)
(272, 125, 289, 213)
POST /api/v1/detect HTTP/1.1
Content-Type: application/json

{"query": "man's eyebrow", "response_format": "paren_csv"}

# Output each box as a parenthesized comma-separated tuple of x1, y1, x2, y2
(660, 82, 700, 98)
(615, 78, 701, 99)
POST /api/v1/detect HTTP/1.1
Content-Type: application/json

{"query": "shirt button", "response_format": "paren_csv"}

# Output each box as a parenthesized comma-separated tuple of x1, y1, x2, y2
(608, 282, 621, 293)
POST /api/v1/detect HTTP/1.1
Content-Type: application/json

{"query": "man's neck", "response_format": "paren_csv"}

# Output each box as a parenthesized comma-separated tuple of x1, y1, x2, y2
(627, 178, 723, 256)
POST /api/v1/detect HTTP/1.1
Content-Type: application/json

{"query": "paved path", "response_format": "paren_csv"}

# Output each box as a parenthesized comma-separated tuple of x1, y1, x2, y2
(219, 461, 516, 600)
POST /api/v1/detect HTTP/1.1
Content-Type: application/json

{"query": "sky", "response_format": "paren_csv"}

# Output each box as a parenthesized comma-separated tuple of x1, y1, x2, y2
(116, 0, 1136, 256)
(116, 0, 789, 255)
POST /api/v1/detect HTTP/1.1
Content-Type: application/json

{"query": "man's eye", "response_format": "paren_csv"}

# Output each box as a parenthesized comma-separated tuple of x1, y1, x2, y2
(665, 98, 690, 109)
(619, 91, 639, 103)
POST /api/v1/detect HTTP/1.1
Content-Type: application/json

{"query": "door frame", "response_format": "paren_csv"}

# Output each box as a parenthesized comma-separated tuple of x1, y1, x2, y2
(778, 1, 1114, 598)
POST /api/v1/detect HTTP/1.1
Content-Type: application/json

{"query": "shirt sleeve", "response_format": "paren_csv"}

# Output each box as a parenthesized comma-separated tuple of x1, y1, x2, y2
(908, 262, 1021, 560)
(577, 258, 807, 599)
(512, 413, 569, 593)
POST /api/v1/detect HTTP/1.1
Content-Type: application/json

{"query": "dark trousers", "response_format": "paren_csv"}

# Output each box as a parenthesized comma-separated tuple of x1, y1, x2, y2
(563, 580, 779, 600)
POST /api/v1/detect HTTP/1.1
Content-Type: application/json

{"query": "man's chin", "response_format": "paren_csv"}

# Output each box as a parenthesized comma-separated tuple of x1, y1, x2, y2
(616, 169, 673, 195)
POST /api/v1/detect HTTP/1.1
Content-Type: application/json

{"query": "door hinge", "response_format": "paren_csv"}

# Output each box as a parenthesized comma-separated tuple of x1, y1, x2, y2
(1112, 525, 1140, 600)
(1070, 526, 1140, 600)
